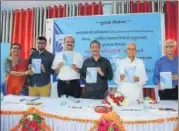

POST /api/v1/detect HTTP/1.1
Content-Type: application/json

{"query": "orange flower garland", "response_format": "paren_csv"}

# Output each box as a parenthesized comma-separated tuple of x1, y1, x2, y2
(0, 110, 25, 115)
(122, 118, 165, 125)
(41, 120, 52, 131)
(0, 106, 178, 130)
(166, 117, 178, 122)
(90, 111, 126, 131)
(1, 107, 95, 123)
(174, 123, 178, 131)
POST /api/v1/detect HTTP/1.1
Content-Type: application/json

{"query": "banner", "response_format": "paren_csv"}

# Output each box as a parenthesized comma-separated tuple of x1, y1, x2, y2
(52, 13, 164, 86)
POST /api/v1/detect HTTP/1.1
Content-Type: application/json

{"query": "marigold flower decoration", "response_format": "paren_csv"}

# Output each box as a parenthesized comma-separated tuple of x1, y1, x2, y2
(174, 123, 178, 131)
(90, 111, 126, 131)
(10, 107, 52, 131)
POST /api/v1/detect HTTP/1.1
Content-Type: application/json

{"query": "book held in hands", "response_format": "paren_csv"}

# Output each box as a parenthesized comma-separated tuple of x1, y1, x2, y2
(125, 66, 136, 82)
(32, 59, 41, 74)
(63, 51, 73, 66)
(160, 72, 172, 89)
(86, 67, 97, 83)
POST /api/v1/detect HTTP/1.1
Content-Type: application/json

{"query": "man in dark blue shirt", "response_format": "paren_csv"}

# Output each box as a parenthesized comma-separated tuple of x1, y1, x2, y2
(153, 39, 178, 100)
(28, 36, 54, 97)
(80, 40, 113, 99)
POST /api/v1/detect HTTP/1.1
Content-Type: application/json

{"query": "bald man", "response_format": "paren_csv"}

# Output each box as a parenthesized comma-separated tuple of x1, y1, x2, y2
(114, 43, 148, 104)
(51, 36, 84, 98)
(153, 39, 178, 100)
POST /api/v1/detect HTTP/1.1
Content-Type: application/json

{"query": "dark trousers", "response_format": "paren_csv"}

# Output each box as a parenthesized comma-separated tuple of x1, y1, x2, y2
(57, 79, 81, 98)
(159, 86, 178, 100)
(84, 91, 105, 99)
(84, 88, 107, 99)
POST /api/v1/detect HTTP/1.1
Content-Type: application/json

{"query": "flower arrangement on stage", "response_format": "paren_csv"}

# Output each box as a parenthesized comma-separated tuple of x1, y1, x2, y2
(20, 113, 44, 131)
(104, 92, 128, 106)
(96, 119, 119, 131)
(10, 107, 52, 131)
(90, 111, 126, 131)
(144, 96, 156, 104)
(137, 96, 157, 104)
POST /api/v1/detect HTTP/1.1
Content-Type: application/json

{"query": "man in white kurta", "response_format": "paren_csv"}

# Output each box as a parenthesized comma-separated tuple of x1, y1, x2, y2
(114, 43, 148, 104)
(51, 36, 84, 98)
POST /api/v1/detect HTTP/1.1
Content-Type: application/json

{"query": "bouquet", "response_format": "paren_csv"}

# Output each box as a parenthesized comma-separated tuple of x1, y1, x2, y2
(90, 111, 126, 131)
(137, 96, 156, 104)
(11, 110, 51, 131)
(20, 113, 44, 131)
(96, 119, 119, 131)
(144, 96, 156, 104)
(104, 92, 128, 106)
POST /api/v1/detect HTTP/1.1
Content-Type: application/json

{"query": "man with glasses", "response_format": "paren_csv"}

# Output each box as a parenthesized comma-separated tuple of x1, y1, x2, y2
(51, 36, 84, 98)
(114, 43, 148, 104)
(28, 36, 54, 97)
(153, 39, 178, 100)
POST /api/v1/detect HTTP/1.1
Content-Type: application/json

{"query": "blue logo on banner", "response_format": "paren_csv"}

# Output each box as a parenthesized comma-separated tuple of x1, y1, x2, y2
(55, 41, 63, 52)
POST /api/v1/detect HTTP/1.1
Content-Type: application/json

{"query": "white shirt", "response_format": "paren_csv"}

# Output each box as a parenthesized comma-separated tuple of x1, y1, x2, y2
(114, 57, 148, 86)
(51, 51, 84, 80)
(114, 57, 148, 104)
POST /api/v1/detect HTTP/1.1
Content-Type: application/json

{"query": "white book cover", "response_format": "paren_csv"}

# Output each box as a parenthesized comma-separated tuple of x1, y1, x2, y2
(32, 59, 41, 74)
(160, 72, 172, 89)
(86, 67, 97, 83)
(63, 51, 73, 66)
(125, 66, 136, 82)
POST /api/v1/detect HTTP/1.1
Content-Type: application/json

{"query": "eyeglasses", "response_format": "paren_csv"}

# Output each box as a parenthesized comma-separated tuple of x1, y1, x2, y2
(12, 47, 20, 50)
(38, 42, 46, 45)
(127, 48, 136, 51)
(66, 41, 74, 44)
(165, 45, 174, 48)
(91, 45, 100, 49)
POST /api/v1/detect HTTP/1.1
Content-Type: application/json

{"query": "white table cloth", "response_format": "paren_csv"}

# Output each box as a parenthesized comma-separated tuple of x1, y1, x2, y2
(1, 95, 178, 131)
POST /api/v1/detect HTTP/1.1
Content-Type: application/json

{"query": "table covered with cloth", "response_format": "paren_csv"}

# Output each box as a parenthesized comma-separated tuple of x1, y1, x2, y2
(1, 95, 178, 131)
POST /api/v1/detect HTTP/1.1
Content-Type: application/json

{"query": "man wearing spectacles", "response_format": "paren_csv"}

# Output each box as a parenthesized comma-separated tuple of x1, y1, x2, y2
(114, 43, 148, 104)
(28, 36, 54, 97)
(153, 39, 178, 100)
(51, 36, 84, 98)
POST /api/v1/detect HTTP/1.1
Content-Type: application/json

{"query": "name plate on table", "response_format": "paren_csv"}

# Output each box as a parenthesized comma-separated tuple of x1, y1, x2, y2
(160, 72, 172, 89)
(125, 66, 136, 82)
(86, 67, 97, 83)
(63, 51, 73, 66)
(32, 59, 41, 74)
